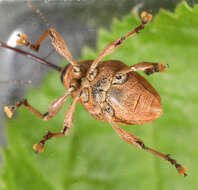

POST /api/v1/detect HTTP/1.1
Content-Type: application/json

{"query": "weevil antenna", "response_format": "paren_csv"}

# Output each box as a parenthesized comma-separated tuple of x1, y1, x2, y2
(28, 0, 50, 29)
(0, 42, 62, 72)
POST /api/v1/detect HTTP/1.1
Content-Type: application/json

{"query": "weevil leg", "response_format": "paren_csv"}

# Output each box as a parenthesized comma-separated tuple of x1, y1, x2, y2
(105, 113, 187, 177)
(62, 95, 79, 135)
(25, 0, 80, 71)
(33, 96, 79, 153)
(17, 31, 47, 52)
(17, 29, 80, 72)
(86, 11, 152, 81)
(33, 131, 65, 153)
(4, 91, 71, 120)
(118, 62, 169, 75)
(43, 90, 74, 120)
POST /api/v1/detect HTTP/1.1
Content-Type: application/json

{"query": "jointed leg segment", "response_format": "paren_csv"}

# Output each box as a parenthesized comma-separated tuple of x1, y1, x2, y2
(4, 91, 79, 153)
(17, 29, 78, 65)
(118, 62, 169, 76)
(33, 131, 65, 153)
(17, 28, 80, 73)
(17, 31, 48, 52)
(4, 99, 43, 119)
(62, 95, 80, 135)
(87, 11, 153, 81)
(4, 91, 71, 120)
(105, 114, 187, 177)
(33, 95, 79, 153)
(131, 62, 169, 75)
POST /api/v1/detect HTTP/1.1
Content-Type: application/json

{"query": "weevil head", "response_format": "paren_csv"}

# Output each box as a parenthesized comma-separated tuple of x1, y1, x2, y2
(60, 60, 93, 91)
(60, 63, 74, 90)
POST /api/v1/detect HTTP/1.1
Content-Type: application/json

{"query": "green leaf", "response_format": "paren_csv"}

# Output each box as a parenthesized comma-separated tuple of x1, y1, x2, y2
(1, 2, 198, 190)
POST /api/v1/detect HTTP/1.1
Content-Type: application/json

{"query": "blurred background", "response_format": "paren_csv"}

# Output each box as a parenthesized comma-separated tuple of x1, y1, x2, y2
(0, 0, 198, 189)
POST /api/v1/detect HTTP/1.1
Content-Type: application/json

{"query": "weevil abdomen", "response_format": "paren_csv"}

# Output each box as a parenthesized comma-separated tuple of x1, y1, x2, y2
(107, 71, 162, 125)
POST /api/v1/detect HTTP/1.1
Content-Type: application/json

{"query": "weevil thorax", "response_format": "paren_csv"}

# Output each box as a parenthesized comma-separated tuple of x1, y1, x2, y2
(60, 60, 93, 95)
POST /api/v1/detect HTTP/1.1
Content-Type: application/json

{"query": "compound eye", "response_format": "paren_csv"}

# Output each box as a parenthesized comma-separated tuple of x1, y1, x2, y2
(60, 64, 71, 83)
(112, 73, 128, 85)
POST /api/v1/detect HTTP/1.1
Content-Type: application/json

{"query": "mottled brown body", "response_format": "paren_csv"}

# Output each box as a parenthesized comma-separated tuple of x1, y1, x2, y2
(63, 60, 162, 125)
